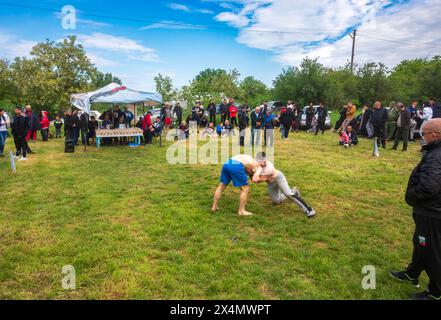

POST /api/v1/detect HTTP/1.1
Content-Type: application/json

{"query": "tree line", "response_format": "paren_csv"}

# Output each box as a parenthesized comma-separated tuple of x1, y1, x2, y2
(1, 36, 440, 116)
(157, 57, 441, 110)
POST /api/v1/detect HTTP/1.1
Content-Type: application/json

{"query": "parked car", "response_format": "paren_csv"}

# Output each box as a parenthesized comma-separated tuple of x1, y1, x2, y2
(300, 106, 332, 129)
(268, 101, 287, 111)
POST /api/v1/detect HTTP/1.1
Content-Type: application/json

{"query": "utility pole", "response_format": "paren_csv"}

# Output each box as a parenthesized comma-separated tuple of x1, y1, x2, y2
(349, 29, 357, 73)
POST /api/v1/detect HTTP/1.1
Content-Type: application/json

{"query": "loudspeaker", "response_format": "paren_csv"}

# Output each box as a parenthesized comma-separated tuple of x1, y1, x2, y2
(64, 139, 75, 153)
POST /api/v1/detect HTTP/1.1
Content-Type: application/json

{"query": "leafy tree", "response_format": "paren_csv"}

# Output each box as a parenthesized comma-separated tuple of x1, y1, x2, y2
(154, 73, 176, 102)
(92, 71, 122, 88)
(388, 58, 428, 103)
(9, 36, 119, 115)
(273, 58, 327, 107)
(239, 76, 270, 106)
(356, 62, 392, 105)
(187, 68, 241, 104)
(0, 58, 16, 110)
(419, 56, 441, 101)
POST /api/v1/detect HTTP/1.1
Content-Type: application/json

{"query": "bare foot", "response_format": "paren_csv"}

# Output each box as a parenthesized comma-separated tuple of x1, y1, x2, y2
(211, 205, 219, 212)
(238, 210, 253, 216)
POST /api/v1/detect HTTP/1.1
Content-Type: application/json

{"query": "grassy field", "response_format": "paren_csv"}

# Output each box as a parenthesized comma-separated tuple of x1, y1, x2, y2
(0, 128, 425, 299)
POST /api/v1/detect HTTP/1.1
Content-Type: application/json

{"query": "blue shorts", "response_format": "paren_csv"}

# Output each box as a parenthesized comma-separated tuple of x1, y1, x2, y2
(220, 159, 248, 187)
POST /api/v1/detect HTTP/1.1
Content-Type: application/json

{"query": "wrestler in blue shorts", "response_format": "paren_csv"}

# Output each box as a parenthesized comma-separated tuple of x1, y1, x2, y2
(212, 155, 258, 216)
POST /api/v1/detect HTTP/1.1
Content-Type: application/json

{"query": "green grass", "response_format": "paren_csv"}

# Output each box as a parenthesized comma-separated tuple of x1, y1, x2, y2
(0, 129, 425, 299)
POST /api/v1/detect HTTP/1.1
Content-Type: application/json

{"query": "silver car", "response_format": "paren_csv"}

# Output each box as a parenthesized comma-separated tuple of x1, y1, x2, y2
(300, 106, 332, 129)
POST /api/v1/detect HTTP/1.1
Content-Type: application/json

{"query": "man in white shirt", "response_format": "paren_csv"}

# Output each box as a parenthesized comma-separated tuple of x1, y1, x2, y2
(420, 104, 433, 131)
(252, 152, 316, 218)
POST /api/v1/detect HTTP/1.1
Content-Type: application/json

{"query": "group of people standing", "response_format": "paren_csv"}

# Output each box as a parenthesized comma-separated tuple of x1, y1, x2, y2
(334, 98, 441, 152)
(166, 99, 330, 148)
(0, 105, 50, 161)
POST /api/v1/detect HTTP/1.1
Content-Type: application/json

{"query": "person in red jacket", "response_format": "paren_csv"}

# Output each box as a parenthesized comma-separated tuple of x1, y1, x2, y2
(228, 98, 238, 128)
(142, 111, 153, 145)
(40, 111, 50, 142)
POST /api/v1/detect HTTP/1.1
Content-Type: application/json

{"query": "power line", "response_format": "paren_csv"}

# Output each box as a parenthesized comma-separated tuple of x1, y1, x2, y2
(22, 0, 328, 32)
(358, 31, 441, 49)
(0, 1, 331, 35)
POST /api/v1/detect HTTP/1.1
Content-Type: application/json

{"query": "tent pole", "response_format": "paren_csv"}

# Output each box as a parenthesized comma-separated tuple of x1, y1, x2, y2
(134, 103, 137, 128)
(84, 113, 88, 152)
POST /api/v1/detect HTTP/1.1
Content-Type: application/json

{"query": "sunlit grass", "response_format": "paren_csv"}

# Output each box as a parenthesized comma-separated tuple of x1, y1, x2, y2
(0, 129, 424, 299)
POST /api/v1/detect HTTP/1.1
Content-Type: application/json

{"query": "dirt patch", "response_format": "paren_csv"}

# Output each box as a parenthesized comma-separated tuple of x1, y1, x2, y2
(258, 283, 278, 299)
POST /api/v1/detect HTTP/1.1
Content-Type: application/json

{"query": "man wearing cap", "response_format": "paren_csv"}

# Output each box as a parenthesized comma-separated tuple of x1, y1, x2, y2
(212, 154, 260, 216)
(390, 119, 441, 300)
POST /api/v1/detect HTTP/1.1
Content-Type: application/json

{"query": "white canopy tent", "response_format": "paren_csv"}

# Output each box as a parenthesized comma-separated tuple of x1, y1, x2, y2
(70, 83, 163, 114)
(69, 83, 163, 150)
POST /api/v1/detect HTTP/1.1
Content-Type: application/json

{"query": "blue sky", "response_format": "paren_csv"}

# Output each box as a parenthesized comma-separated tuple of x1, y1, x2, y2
(0, 0, 440, 92)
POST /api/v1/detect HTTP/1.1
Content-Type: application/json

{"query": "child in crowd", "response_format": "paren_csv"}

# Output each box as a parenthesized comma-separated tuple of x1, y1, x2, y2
(88, 116, 98, 145)
(339, 130, 349, 148)
(101, 114, 112, 145)
(216, 122, 224, 137)
(54, 115, 63, 138)
(101, 114, 112, 129)
(178, 121, 189, 139)
(201, 122, 215, 138)
(223, 119, 234, 136)
(346, 126, 358, 146)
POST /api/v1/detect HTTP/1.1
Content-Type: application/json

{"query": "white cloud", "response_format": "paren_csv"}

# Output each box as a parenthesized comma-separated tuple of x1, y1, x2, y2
(214, 0, 441, 68)
(168, 3, 192, 12)
(0, 36, 36, 59)
(87, 53, 119, 67)
(196, 9, 215, 14)
(140, 20, 206, 30)
(219, 2, 240, 11)
(214, 0, 268, 27)
(215, 11, 250, 27)
(167, 2, 215, 14)
(77, 19, 111, 28)
(77, 33, 160, 62)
